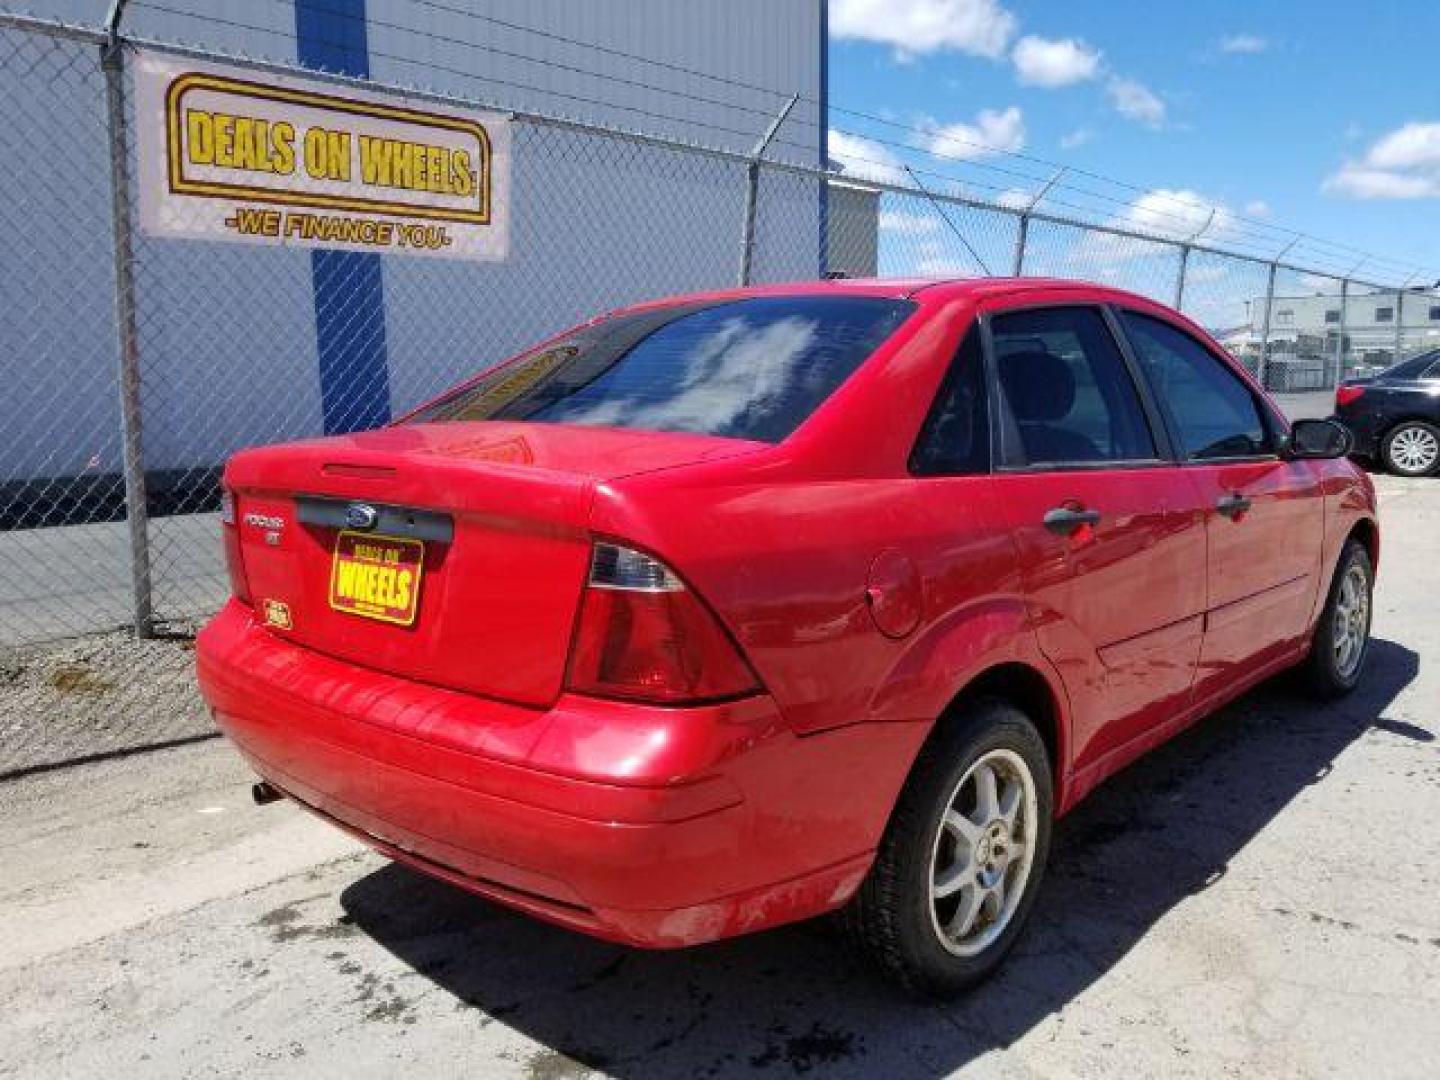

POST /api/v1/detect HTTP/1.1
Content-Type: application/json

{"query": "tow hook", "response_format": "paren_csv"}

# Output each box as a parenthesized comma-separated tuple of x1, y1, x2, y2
(251, 781, 283, 806)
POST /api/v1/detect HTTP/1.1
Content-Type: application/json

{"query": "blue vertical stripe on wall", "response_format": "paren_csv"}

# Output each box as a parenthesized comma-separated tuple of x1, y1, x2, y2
(294, 0, 391, 434)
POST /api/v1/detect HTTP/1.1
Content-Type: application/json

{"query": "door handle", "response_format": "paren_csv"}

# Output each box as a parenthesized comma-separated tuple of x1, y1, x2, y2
(1216, 493, 1252, 520)
(1043, 506, 1102, 535)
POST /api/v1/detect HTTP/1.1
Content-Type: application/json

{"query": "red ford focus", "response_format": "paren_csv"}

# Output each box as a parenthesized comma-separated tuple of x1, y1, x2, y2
(197, 278, 1378, 995)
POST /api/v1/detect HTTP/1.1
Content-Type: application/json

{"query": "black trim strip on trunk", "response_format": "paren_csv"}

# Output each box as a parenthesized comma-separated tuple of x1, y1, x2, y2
(295, 495, 454, 543)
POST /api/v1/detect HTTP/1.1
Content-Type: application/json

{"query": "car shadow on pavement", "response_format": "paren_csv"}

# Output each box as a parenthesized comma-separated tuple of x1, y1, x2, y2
(340, 638, 1420, 1078)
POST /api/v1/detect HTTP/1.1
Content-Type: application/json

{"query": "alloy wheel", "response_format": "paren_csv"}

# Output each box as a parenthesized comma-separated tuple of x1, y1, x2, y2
(927, 749, 1039, 957)
(1389, 425, 1439, 474)
(1332, 561, 1371, 680)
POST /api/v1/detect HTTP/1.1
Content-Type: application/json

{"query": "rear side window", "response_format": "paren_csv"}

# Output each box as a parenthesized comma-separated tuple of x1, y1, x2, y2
(990, 306, 1157, 467)
(408, 296, 914, 443)
(1119, 311, 1271, 460)
(911, 325, 990, 475)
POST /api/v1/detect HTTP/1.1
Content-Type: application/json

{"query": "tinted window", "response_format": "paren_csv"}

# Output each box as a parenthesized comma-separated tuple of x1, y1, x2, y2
(409, 296, 914, 443)
(1120, 311, 1270, 460)
(991, 307, 1157, 466)
(911, 325, 989, 475)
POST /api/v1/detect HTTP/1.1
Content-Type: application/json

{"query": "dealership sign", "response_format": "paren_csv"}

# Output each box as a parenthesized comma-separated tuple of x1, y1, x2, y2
(134, 52, 510, 261)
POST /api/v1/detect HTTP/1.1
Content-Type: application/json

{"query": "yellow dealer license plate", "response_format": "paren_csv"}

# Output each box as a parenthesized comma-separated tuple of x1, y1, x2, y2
(328, 531, 424, 626)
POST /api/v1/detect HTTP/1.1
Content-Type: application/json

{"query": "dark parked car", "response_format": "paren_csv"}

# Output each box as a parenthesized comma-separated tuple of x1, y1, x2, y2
(1335, 349, 1440, 476)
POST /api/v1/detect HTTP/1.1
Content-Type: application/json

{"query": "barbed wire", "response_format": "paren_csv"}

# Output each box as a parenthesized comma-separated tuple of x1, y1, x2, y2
(4, 1, 1434, 284)
(292, 0, 1439, 280)
(113, 1, 1438, 280)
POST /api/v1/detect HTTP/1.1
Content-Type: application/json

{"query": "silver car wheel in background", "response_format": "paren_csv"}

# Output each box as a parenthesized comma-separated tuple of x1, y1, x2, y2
(927, 748, 1039, 958)
(1332, 562, 1371, 680)
(1389, 425, 1439, 474)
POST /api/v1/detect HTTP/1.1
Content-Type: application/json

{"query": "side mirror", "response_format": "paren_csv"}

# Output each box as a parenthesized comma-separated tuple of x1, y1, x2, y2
(1283, 418, 1353, 460)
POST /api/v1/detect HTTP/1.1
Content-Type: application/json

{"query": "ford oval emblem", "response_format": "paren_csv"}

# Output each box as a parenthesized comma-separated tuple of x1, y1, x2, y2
(344, 503, 378, 531)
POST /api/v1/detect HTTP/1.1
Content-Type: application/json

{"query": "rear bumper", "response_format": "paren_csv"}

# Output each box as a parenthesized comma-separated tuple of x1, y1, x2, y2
(197, 601, 923, 946)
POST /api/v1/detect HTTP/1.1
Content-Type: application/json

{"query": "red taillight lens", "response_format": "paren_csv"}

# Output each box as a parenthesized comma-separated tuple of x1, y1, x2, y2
(566, 543, 760, 704)
(1336, 384, 1365, 408)
(220, 489, 251, 605)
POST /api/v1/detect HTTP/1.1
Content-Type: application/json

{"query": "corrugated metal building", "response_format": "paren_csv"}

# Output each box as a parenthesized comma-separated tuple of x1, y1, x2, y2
(1, 0, 828, 519)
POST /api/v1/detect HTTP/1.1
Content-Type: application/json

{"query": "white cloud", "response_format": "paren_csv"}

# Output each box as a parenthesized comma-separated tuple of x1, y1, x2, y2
(831, 0, 1017, 60)
(1075, 188, 1236, 267)
(923, 106, 1026, 159)
(1060, 127, 1094, 150)
(1219, 33, 1268, 54)
(1324, 122, 1440, 200)
(877, 209, 941, 234)
(912, 237, 985, 277)
(1106, 77, 1166, 127)
(1298, 273, 1344, 295)
(1367, 122, 1440, 169)
(1118, 188, 1235, 241)
(1011, 35, 1101, 87)
(1243, 199, 1272, 218)
(1325, 167, 1439, 199)
(994, 187, 1033, 210)
(828, 130, 908, 185)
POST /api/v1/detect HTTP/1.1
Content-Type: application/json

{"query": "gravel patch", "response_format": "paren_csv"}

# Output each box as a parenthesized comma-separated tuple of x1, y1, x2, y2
(0, 623, 213, 777)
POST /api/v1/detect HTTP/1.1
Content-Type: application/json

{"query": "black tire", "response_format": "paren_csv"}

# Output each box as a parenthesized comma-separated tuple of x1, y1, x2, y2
(1301, 538, 1374, 699)
(1380, 420, 1440, 477)
(842, 699, 1053, 997)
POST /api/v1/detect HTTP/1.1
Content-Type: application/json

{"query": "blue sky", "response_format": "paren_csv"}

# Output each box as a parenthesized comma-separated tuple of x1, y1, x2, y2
(828, 0, 1440, 282)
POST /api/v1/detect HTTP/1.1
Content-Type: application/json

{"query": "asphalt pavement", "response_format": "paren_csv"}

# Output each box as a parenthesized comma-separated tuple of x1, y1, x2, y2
(0, 472, 1435, 1079)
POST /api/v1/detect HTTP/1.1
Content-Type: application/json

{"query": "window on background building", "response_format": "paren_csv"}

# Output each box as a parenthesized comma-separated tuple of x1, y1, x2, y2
(1429, 305, 1440, 321)
(1376, 306, 1394, 322)
(1324, 309, 1340, 323)
(1275, 309, 1294, 325)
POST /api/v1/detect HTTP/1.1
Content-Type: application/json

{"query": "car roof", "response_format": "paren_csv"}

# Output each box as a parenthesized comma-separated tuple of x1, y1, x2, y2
(613, 277, 1166, 312)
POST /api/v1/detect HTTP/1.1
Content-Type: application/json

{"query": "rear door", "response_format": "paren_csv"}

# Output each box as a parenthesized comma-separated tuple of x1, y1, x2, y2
(1114, 308, 1325, 699)
(984, 303, 1206, 775)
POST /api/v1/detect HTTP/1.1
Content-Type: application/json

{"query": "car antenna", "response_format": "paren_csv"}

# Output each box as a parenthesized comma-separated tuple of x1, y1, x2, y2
(903, 165, 993, 277)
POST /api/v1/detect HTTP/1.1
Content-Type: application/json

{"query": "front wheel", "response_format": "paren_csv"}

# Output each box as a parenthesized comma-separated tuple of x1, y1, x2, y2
(842, 700, 1053, 997)
(1301, 538, 1374, 699)
(1381, 421, 1440, 477)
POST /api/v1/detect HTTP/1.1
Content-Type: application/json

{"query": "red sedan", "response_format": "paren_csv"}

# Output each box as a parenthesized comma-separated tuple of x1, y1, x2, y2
(197, 278, 1377, 996)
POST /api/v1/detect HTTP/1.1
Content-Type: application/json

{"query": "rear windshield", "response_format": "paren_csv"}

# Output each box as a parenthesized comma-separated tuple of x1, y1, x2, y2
(406, 296, 915, 442)
(1385, 349, 1440, 379)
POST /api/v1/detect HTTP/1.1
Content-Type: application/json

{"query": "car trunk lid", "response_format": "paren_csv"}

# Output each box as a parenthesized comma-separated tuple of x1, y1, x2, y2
(224, 421, 763, 706)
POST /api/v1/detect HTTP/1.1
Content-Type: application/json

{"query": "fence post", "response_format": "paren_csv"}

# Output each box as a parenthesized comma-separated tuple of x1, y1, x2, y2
(1393, 286, 1405, 363)
(1335, 277, 1349, 387)
(1256, 261, 1278, 391)
(737, 94, 797, 287)
(1011, 213, 1028, 276)
(1011, 169, 1062, 278)
(101, 1, 153, 639)
(1173, 208, 1214, 312)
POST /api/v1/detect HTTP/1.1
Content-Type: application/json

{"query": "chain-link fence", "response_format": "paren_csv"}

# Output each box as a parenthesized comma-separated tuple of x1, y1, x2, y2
(1, 8, 1436, 776)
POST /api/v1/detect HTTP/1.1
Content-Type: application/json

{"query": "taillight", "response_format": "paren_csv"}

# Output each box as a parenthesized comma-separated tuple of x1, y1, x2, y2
(1336, 384, 1365, 408)
(220, 489, 251, 605)
(566, 542, 760, 704)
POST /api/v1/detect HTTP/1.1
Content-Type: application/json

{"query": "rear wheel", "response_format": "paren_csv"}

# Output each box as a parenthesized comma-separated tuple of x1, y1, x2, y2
(843, 700, 1052, 997)
(1301, 539, 1373, 699)
(1381, 421, 1440, 477)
